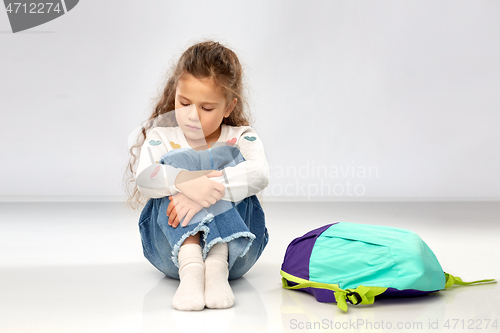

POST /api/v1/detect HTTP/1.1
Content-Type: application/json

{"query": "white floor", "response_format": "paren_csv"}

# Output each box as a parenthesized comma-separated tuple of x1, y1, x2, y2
(0, 201, 498, 333)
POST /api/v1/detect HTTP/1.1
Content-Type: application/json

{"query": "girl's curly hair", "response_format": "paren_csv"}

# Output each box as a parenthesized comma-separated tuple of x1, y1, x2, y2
(123, 39, 253, 210)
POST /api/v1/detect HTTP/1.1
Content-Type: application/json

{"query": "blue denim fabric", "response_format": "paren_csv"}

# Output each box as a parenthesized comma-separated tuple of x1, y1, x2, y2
(138, 144, 269, 280)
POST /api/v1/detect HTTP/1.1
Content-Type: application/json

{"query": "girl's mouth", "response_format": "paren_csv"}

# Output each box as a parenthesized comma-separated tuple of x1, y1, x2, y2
(186, 125, 200, 130)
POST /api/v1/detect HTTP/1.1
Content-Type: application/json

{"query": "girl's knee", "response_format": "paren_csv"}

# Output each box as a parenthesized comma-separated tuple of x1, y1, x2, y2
(212, 145, 246, 165)
(159, 148, 200, 170)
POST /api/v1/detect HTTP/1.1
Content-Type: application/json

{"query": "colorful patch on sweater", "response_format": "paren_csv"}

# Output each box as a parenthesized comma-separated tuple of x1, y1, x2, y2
(244, 136, 257, 142)
(150, 165, 160, 178)
(226, 137, 237, 146)
(170, 141, 181, 149)
(149, 140, 162, 146)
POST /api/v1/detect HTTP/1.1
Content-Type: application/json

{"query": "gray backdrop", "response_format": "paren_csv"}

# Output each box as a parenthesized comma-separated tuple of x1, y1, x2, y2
(1, 0, 499, 201)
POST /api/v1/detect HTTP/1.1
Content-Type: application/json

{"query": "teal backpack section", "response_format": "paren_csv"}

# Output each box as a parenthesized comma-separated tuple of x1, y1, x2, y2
(309, 222, 445, 291)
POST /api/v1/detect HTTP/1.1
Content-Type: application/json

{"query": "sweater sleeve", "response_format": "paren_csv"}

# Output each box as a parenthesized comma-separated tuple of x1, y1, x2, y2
(211, 127, 270, 202)
(135, 128, 185, 199)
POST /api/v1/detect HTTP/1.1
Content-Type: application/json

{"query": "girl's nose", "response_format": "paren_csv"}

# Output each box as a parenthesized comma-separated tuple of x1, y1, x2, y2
(188, 105, 200, 121)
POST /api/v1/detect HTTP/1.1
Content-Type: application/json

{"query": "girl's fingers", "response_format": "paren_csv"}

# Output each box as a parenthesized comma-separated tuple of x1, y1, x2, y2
(182, 210, 197, 227)
(208, 194, 219, 205)
(206, 170, 223, 178)
(167, 203, 175, 221)
(211, 191, 221, 202)
(177, 206, 188, 224)
(170, 209, 178, 227)
(167, 201, 174, 216)
(214, 182, 225, 193)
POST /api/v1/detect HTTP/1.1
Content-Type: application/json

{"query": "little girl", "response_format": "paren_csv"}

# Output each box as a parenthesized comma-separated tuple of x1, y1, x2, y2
(124, 40, 270, 311)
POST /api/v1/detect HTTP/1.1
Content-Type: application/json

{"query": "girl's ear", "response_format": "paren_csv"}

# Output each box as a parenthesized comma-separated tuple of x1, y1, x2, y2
(224, 98, 237, 118)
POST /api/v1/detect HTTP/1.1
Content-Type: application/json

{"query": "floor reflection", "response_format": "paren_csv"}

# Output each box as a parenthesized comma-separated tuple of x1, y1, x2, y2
(141, 274, 268, 333)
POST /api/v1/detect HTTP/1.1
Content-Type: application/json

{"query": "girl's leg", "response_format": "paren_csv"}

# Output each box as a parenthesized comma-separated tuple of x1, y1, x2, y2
(204, 242, 234, 309)
(156, 145, 263, 309)
(228, 195, 269, 280)
(183, 232, 201, 245)
(171, 232, 205, 311)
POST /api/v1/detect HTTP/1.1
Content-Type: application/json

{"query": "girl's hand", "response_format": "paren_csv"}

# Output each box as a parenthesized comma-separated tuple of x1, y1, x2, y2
(166, 193, 204, 228)
(174, 170, 225, 207)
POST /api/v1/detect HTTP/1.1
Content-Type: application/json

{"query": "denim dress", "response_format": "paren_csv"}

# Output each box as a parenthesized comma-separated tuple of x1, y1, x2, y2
(138, 144, 269, 280)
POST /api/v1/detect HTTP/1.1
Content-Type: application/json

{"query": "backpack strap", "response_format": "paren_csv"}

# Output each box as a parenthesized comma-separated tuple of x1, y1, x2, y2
(444, 272, 496, 289)
(280, 270, 386, 312)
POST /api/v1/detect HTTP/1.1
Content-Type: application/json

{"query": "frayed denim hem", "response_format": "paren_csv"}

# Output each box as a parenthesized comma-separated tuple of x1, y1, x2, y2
(170, 212, 214, 268)
(169, 212, 257, 271)
(204, 231, 256, 264)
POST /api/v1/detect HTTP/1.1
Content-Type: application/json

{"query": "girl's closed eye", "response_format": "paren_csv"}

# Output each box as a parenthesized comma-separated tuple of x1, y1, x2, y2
(180, 102, 213, 111)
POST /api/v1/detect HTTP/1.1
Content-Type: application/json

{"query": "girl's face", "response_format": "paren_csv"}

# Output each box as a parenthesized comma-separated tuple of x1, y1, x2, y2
(174, 73, 236, 147)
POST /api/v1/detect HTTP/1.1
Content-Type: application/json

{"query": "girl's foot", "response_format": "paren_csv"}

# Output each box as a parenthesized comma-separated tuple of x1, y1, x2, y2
(204, 242, 235, 309)
(172, 243, 205, 311)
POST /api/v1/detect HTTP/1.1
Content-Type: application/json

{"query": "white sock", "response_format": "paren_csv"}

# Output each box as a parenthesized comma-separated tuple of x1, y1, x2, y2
(172, 243, 205, 311)
(204, 242, 235, 309)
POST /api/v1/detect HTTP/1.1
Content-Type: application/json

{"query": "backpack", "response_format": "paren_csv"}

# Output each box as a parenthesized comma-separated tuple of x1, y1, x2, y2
(280, 222, 496, 312)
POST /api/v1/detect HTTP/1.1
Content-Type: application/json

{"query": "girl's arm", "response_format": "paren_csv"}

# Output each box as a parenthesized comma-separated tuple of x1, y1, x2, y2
(211, 127, 270, 203)
(173, 169, 225, 207)
(135, 128, 186, 198)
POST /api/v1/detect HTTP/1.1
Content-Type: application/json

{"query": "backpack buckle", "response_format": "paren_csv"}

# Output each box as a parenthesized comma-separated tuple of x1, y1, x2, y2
(345, 290, 362, 305)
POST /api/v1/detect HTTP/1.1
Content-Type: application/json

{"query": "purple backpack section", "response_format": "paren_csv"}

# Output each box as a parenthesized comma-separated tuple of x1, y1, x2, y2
(281, 223, 335, 281)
